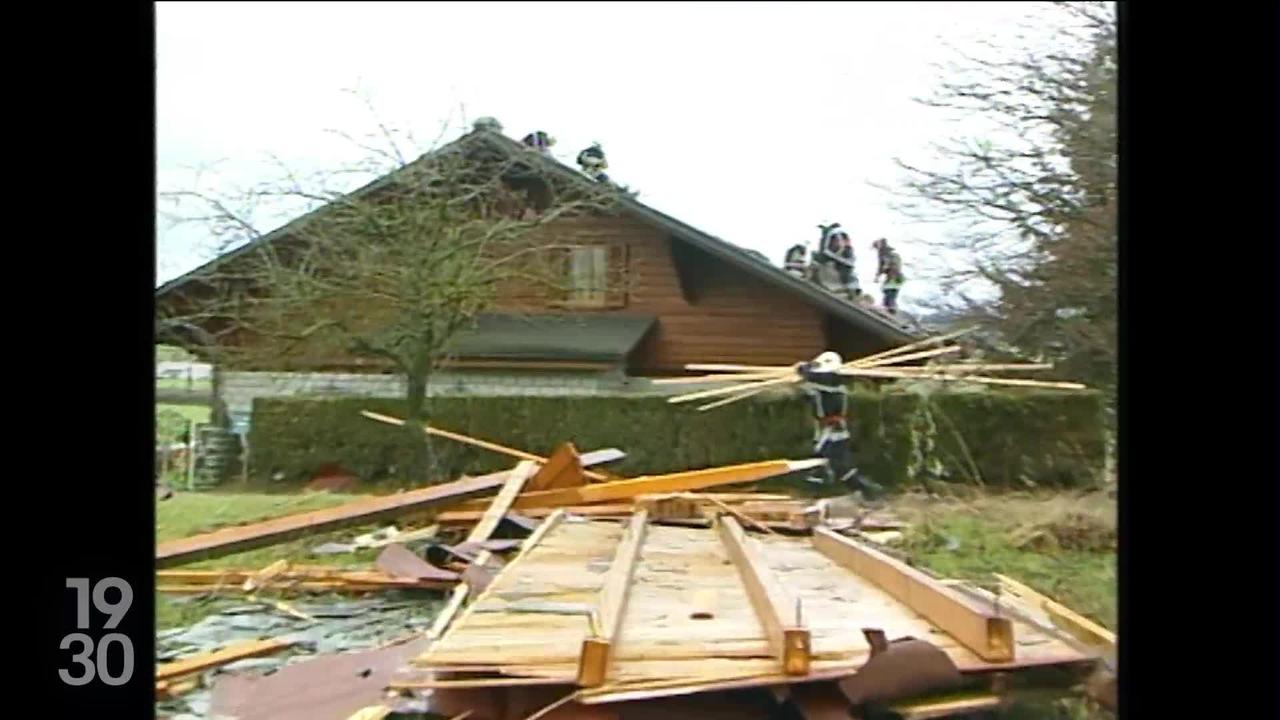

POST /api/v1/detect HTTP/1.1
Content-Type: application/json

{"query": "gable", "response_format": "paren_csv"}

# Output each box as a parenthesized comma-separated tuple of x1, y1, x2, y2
(156, 129, 918, 362)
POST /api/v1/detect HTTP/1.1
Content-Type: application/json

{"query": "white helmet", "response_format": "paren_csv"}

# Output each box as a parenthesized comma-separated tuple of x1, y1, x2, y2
(812, 351, 843, 372)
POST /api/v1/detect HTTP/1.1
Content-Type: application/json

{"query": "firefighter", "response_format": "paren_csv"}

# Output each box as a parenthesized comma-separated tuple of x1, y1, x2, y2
(576, 142, 609, 182)
(872, 238, 905, 313)
(814, 224, 859, 300)
(795, 351, 884, 498)
(521, 131, 556, 154)
(783, 242, 810, 278)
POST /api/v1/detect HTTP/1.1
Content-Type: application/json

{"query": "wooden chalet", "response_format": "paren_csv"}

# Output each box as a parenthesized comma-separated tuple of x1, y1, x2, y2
(156, 125, 917, 399)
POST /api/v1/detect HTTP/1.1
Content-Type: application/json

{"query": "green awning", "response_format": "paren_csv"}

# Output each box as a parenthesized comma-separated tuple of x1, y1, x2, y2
(444, 314, 656, 363)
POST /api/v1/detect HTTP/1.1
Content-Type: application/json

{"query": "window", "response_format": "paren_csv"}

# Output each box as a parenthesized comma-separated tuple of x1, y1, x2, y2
(552, 244, 628, 309)
(570, 246, 608, 304)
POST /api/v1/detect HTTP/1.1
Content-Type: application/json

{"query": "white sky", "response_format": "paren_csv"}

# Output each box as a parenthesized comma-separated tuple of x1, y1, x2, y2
(157, 1, 1069, 313)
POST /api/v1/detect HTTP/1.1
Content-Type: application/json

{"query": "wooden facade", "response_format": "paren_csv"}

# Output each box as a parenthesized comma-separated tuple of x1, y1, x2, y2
(497, 214, 887, 373)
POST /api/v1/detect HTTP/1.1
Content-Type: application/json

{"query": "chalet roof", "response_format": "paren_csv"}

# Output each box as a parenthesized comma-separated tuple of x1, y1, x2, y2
(156, 129, 919, 345)
(445, 313, 655, 363)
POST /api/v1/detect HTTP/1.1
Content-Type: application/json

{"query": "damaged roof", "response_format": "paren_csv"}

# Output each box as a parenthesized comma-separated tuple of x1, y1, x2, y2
(155, 128, 919, 346)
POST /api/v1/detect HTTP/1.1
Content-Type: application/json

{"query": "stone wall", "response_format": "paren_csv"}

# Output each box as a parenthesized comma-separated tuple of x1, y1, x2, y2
(218, 368, 637, 434)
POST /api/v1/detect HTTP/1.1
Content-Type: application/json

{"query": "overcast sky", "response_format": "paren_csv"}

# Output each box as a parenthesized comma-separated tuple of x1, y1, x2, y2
(156, 1, 1068, 312)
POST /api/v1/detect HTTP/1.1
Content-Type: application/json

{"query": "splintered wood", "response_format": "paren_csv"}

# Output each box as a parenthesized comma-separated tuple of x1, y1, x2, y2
(404, 518, 1093, 698)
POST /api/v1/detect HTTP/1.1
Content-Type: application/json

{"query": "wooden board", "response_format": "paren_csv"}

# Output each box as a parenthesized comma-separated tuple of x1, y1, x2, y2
(155, 471, 511, 568)
(994, 574, 1115, 650)
(157, 637, 293, 681)
(468, 461, 539, 542)
(811, 528, 1014, 662)
(437, 504, 634, 524)
(451, 459, 824, 512)
(577, 510, 649, 686)
(715, 516, 811, 674)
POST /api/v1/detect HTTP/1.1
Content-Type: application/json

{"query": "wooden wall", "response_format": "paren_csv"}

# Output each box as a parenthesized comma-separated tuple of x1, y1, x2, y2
(161, 211, 896, 374)
(493, 214, 832, 372)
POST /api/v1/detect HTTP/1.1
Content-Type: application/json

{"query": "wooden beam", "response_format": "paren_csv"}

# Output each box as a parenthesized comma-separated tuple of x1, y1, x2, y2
(453, 458, 826, 512)
(438, 495, 794, 525)
(362, 411, 610, 481)
(156, 567, 436, 583)
(527, 443, 587, 491)
(993, 574, 1115, 650)
(887, 691, 1002, 720)
(156, 581, 446, 594)
(843, 326, 976, 367)
(437, 504, 634, 524)
(156, 471, 510, 568)
(811, 528, 1014, 662)
(715, 516, 811, 675)
(577, 510, 649, 686)
(467, 461, 539, 542)
(156, 637, 293, 681)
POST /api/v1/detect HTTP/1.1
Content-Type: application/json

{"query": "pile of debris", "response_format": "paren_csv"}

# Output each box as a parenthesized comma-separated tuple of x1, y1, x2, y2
(155, 414, 1114, 720)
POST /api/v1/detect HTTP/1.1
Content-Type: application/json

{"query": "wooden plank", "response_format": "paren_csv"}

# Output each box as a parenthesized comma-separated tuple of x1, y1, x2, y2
(453, 459, 826, 512)
(715, 516, 811, 675)
(812, 528, 1014, 662)
(345, 706, 392, 720)
(157, 567, 434, 584)
(993, 574, 1115, 649)
(578, 448, 626, 468)
(437, 504, 634, 524)
(887, 691, 1002, 720)
(361, 411, 608, 481)
(439, 498, 796, 526)
(577, 510, 649, 686)
(468, 461, 539, 542)
(527, 443, 587, 491)
(157, 581, 446, 594)
(156, 471, 510, 568)
(156, 637, 293, 681)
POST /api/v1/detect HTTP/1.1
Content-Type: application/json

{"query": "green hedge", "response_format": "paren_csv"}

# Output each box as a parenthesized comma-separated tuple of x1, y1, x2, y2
(248, 388, 1106, 490)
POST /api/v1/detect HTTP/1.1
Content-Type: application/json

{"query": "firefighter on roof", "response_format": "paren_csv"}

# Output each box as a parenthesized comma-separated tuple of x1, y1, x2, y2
(814, 223, 859, 300)
(784, 242, 810, 278)
(577, 142, 610, 182)
(521, 131, 556, 154)
(872, 238, 905, 313)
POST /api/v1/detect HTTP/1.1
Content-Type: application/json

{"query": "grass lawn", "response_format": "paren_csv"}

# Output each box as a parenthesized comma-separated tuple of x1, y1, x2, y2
(156, 403, 211, 425)
(887, 490, 1116, 629)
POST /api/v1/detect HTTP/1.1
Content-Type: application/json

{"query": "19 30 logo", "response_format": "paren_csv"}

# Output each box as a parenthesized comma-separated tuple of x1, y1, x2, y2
(60, 578, 134, 686)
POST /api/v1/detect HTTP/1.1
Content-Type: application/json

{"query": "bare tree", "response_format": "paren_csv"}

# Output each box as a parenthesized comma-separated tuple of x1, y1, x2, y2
(157, 111, 624, 482)
(883, 2, 1117, 403)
